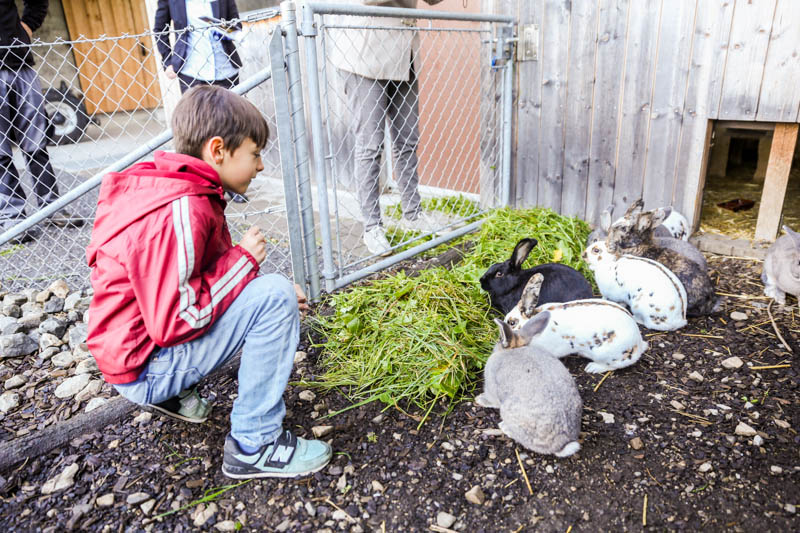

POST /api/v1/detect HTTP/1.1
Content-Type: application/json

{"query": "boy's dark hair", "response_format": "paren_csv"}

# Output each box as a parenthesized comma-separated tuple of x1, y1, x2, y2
(172, 85, 269, 159)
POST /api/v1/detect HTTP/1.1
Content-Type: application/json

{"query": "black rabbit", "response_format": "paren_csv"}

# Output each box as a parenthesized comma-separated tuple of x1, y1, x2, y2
(480, 238, 593, 314)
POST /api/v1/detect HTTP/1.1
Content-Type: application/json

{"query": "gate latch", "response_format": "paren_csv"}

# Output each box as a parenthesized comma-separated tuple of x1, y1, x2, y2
(517, 24, 538, 61)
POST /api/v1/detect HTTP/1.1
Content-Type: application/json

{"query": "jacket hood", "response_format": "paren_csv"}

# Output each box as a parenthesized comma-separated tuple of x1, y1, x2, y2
(87, 151, 226, 266)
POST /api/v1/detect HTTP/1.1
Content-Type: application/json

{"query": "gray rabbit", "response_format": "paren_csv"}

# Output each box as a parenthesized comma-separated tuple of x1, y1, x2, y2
(475, 314, 582, 457)
(762, 225, 800, 308)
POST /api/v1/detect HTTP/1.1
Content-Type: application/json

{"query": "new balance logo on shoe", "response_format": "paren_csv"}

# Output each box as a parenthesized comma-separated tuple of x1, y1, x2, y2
(271, 445, 293, 463)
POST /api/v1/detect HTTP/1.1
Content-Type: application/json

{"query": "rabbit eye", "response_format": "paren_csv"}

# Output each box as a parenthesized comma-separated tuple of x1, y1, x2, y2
(495, 271, 504, 278)
(592, 247, 599, 253)
(508, 318, 517, 327)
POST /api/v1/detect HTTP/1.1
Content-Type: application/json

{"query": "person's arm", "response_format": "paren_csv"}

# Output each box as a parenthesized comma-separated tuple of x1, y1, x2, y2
(127, 196, 260, 347)
(153, 0, 175, 69)
(20, 0, 48, 33)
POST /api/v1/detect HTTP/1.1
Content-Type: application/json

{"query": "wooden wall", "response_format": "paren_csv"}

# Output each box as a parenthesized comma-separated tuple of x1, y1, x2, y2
(485, 0, 800, 227)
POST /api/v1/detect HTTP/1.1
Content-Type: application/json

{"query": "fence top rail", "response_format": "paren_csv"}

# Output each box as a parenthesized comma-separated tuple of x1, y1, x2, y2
(303, 2, 515, 24)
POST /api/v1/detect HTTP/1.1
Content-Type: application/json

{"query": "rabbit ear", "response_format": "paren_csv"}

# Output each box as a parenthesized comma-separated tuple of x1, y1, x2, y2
(511, 238, 537, 269)
(600, 205, 614, 232)
(625, 199, 644, 218)
(649, 207, 669, 228)
(784, 225, 800, 250)
(495, 318, 514, 348)
(520, 273, 543, 318)
(517, 310, 551, 344)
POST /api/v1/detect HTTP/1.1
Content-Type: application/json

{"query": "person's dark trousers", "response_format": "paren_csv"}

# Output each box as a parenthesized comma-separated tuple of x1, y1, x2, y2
(0, 150, 59, 219)
(177, 72, 239, 94)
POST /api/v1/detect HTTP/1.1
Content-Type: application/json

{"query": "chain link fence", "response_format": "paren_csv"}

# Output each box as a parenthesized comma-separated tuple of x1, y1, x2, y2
(1, 3, 515, 298)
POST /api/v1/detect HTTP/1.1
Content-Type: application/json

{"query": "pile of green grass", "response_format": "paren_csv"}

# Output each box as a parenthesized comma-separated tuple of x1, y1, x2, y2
(305, 207, 592, 423)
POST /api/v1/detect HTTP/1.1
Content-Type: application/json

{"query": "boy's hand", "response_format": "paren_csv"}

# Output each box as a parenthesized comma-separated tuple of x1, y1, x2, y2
(240, 225, 267, 264)
(295, 284, 310, 315)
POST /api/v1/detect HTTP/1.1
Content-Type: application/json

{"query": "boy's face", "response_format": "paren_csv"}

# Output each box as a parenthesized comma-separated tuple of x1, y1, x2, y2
(216, 138, 264, 194)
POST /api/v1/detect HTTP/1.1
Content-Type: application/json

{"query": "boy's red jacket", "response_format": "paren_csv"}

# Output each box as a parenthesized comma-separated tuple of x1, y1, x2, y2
(86, 151, 259, 384)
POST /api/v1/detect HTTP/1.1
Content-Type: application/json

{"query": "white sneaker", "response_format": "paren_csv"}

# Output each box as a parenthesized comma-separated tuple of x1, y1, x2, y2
(363, 226, 392, 256)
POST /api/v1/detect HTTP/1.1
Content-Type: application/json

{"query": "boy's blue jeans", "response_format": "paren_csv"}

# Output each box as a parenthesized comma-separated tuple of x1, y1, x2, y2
(114, 274, 298, 449)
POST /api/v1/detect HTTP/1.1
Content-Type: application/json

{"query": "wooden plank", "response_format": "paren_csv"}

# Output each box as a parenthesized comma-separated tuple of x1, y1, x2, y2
(584, 0, 630, 226)
(612, 0, 661, 211)
(755, 0, 800, 122)
(131, 0, 162, 109)
(515, 0, 543, 208)
(536, 0, 570, 212)
(673, 0, 735, 226)
(560, 0, 597, 219)
(642, 0, 696, 211)
(717, 0, 776, 120)
(754, 123, 799, 241)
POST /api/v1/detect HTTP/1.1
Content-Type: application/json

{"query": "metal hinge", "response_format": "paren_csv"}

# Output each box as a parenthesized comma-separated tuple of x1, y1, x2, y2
(517, 24, 539, 61)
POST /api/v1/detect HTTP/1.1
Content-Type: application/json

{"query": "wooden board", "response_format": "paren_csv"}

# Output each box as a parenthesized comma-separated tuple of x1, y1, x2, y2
(559, 0, 597, 219)
(642, 0, 696, 211)
(535, 0, 570, 212)
(514, 1, 543, 208)
(717, 0, 776, 120)
(612, 0, 661, 211)
(62, 0, 161, 113)
(584, 0, 630, 225)
(755, 0, 800, 122)
(754, 122, 799, 240)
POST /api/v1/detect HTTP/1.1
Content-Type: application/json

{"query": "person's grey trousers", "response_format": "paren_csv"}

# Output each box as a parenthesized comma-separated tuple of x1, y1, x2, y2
(0, 66, 59, 220)
(342, 66, 422, 231)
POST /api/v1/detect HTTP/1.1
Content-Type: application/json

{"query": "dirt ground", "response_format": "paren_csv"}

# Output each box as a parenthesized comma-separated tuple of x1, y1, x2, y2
(0, 254, 798, 532)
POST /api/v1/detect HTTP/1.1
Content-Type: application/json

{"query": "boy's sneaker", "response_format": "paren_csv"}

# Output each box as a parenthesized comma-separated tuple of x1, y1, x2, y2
(222, 430, 332, 479)
(148, 386, 211, 423)
(47, 208, 85, 228)
(395, 211, 440, 234)
(363, 226, 391, 256)
(0, 218, 41, 244)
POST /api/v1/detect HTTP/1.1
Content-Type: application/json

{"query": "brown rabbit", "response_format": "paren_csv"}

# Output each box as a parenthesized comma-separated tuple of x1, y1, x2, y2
(606, 200, 718, 317)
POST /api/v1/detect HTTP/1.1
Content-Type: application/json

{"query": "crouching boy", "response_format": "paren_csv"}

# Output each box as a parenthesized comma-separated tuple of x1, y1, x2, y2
(86, 85, 332, 478)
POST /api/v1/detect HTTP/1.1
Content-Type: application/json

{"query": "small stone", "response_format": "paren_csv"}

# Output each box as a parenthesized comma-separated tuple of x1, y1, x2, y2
(598, 412, 615, 424)
(441, 441, 455, 451)
(688, 371, 704, 382)
(17, 313, 44, 331)
(698, 462, 712, 473)
(3, 293, 27, 307)
(670, 400, 686, 411)
(770, 465, 783, 474)
(1, 333, 38, 358)
(437, 511, 457, 528)
(729, 311, 748, 321)
(0, 391, 20, 413)
(294, 351, 307, 363)
(735, 422, 757, 437)
(39, 318, 67, 338)
(140, 499, 156, 515)
(39, 332, 63, 350)
(298, 390, 316, 402)
(41, 463, 79, 495)
(753, 435, 764, 446)
(215, 520, 237, 532)
(127, 492, 151, 505)
(371, 480, 385, 492)
(274, 519, 291, 532)
(43, 297, 64, 314)
(133, 412, 152, 425)
(336, 473, 347, 492)
(74, 357, 99, 375)
(672, 353, 686, 360)
(721, 356, 743, 369)
(54, 374, 91, 399)
(75, 380, 103, 403)
(630, 437, 643, 450)
(85, 397, 108, 413)
(51, 351, 76, 368)
(304, 501, 316, 517)
(774, 419, 791, 429)
(39, 346, 60, 360)
(545, 465, 554, 474)
(47, 280, 70, 299)
(331, 509, 351, 521)
(371, 414, 384, 424)
(311, 425, 333, 438)
(68, 324, 88, 350)
(785, 503, 796, 514)
(465, 485, 485, 505)
(96, 493, 115, 507)
(4, 375, 25, 389)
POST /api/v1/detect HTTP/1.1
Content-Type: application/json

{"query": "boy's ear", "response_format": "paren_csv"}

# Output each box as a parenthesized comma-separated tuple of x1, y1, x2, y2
(204, 136, 226, 165)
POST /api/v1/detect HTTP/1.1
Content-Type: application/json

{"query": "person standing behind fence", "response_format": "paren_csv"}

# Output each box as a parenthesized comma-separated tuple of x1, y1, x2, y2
(0, 0, 84, 244)
(328, 0, 443, 256)
(154, 0, 249, 203)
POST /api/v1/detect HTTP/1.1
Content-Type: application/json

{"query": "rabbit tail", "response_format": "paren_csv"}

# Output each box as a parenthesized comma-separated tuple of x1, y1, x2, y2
(554, 441, 581, 457)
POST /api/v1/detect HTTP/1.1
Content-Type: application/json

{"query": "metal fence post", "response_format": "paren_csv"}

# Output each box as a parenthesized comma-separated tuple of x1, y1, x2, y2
(280, 1, 321, 300)
(300, 4, 337, 293)
(269, 28, 307, 288)
(500, 24, 515, 208)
